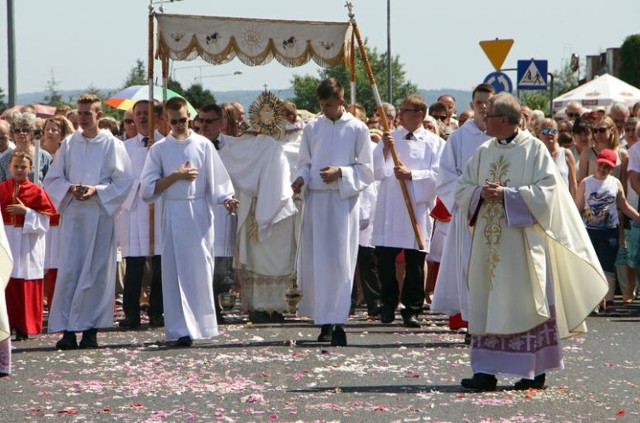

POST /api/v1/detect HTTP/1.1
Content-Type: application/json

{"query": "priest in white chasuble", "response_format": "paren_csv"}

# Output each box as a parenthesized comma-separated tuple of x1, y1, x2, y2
(455, 92, 608, 392)
(217, 92, 298, 323)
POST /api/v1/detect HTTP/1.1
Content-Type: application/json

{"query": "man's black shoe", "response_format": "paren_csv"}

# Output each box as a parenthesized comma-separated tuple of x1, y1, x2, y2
(55, 331, 78, 350)
(514, 373, 546, 390)
(317, 324, 332, 342)
(118, 318, 141, 329)
(176, 336, 193, 347)
(79, 329, 99, 349)
(216, 314, 227, 324)
(403, 315, 422, 328)
(270, 311, 285, 323)
(461, 373, 498, 391)
(368, 303, 383, 317)
(14, 328, 28, 341)
(330, 325, 347, 347)
(148, 315, 165, 328)
(380, 309, 395, 324)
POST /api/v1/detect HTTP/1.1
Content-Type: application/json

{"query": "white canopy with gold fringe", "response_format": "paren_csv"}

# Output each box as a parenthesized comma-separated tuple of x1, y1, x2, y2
(155, 14, 352, 68)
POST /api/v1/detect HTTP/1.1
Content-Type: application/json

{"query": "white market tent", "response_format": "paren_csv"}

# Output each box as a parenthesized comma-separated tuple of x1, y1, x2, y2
(552, 73, 640, 112)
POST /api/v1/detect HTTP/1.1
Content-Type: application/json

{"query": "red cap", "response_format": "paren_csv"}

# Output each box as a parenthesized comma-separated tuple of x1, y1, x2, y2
(596, 149, 617, 168)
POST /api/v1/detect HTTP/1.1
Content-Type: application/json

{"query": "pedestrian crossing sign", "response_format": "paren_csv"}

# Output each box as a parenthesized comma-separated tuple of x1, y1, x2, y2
(517, 60, 548, 91)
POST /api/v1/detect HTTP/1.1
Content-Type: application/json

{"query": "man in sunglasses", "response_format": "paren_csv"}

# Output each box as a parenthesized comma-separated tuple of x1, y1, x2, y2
(120, 109, 137, 141)
(198, 103, 235, 323)
(44, 93, 135, 350)
(564, 101, 583, 124)
(140, 97, 237, 347)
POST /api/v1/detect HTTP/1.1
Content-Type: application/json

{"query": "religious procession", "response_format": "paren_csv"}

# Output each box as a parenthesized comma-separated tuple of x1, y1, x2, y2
(1, 5, 640, 399)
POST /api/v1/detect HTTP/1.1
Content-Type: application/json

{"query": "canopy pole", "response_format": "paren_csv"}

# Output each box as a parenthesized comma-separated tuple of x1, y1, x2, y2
(147, 3, 156, 256)
(349, 30, 356, 107)
(346, 2, 424, 251)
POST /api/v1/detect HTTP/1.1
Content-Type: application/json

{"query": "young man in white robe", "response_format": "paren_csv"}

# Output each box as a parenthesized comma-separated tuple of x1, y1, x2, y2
(372, 94, 445, 328)
(117, 100, 164, 329)
(140, 97, 237, 347)
(44, 93, 134, 350)
(431, 83, 494, 336)
(455, 92, 608, 391)
(292, 78, 374, 346)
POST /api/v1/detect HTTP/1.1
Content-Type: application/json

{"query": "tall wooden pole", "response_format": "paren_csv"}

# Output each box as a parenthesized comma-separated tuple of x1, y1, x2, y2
(147, 5, 156, 256)
(346, 2, 424, 250)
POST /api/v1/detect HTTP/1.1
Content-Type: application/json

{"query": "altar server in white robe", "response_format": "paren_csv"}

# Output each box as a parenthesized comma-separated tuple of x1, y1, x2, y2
(431, 83, 494, 333)
(372, 94, 445, 328)
(140, 97, 237, 347)
(44, 93, 134, 350)
(455, 93, 607, 392)
(292, 78, 374, 346)
(218, 111, 297, 323)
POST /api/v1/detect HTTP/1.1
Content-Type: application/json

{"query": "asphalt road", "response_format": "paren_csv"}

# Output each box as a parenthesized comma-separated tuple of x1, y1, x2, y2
(2, 303, 640, 422)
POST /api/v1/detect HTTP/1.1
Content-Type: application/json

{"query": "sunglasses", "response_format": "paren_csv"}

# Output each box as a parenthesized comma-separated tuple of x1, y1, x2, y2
(432, 115, 448, 121)
(170, 117, 188, 125)
(13, 128, 31, 134)
(541, 128, 558, 136)
(624, 127, 636, 132)
(202, 117, 222, 124)
(566, 112, 580, 118)
(124, 119, 135, 125)
(593, 127, 609, 134)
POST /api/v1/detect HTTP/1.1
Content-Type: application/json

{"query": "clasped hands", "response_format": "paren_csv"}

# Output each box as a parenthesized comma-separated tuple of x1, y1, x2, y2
(481, 180, 504, 202)
(290, 166, 343, 195)
(69, 184, 96, 201)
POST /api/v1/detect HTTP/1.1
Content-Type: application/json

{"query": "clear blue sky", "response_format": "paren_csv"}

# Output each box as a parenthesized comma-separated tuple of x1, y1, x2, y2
(1, 0, 638, 97)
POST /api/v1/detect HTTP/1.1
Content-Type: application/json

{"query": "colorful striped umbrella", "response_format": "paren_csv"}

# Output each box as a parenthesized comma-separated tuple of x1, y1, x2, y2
(105, 85, 197, 116)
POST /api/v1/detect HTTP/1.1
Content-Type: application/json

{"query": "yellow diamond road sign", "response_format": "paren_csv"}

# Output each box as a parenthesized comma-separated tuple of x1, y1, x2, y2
(479, 39, 514, 71)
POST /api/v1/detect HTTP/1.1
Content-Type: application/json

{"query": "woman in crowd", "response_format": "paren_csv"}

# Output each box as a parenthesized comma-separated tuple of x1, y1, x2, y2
(0, 113, 52, 183)
(41, 116, 72, 309)
(537, 118, 577, 197)
(578, 116, 626, 183)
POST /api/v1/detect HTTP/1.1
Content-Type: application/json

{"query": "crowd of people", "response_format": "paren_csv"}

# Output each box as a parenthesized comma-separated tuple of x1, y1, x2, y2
(1, 79, 639, 392)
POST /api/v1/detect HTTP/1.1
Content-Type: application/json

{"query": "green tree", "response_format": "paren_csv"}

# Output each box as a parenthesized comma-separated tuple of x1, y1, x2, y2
(43, 69, 67, 107)
(0, 87, 7, 114)
(183, 83, 216, 110)
(167, 78, 185, 95)
(291, 42, 417, 115)
(620, 34, 640, 88)
(122, 59, 147, 88)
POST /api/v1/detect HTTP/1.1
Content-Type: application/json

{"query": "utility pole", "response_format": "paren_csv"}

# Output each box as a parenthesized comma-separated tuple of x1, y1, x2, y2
(7, 0, 17, 107)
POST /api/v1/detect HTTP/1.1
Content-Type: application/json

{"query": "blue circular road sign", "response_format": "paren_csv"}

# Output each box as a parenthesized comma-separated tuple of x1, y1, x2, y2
(483, 71, 513, 93)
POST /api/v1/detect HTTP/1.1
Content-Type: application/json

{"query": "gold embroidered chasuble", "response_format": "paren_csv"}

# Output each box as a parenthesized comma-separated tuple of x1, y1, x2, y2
(455, 132, 608, 338)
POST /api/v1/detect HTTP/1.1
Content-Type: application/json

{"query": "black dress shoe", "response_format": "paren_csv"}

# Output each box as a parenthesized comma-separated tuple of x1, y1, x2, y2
(148, 315, 165, 328)
(270, 311, 285, 323)
(14, 328, 28, 341)
(79, 329, 99, 349)
(176, 336, 193, 347)
(368, 303, 383, 317)
(330, 325, 347, 347)
(380, 309, 395, 324)
(118, 318, 141, 329)
(216, 314, 227, 324)
(514, 373, 546, 390)
(403, 315, 421, 328)
(55, 331, 78, 350)
(317, 324, 332, 342)
(461, 373, 498, 391)
(249, 310, 270, 323)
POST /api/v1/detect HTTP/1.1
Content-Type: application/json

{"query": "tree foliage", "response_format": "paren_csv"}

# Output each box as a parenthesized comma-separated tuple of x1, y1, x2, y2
(43, 69, 68, 107)
(0, 87, 7, 115)
(121, 59, 147, 88)
(620, 34, 640, 88)
(291, 42, 417, 115)
(183, 83, 216, 110)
